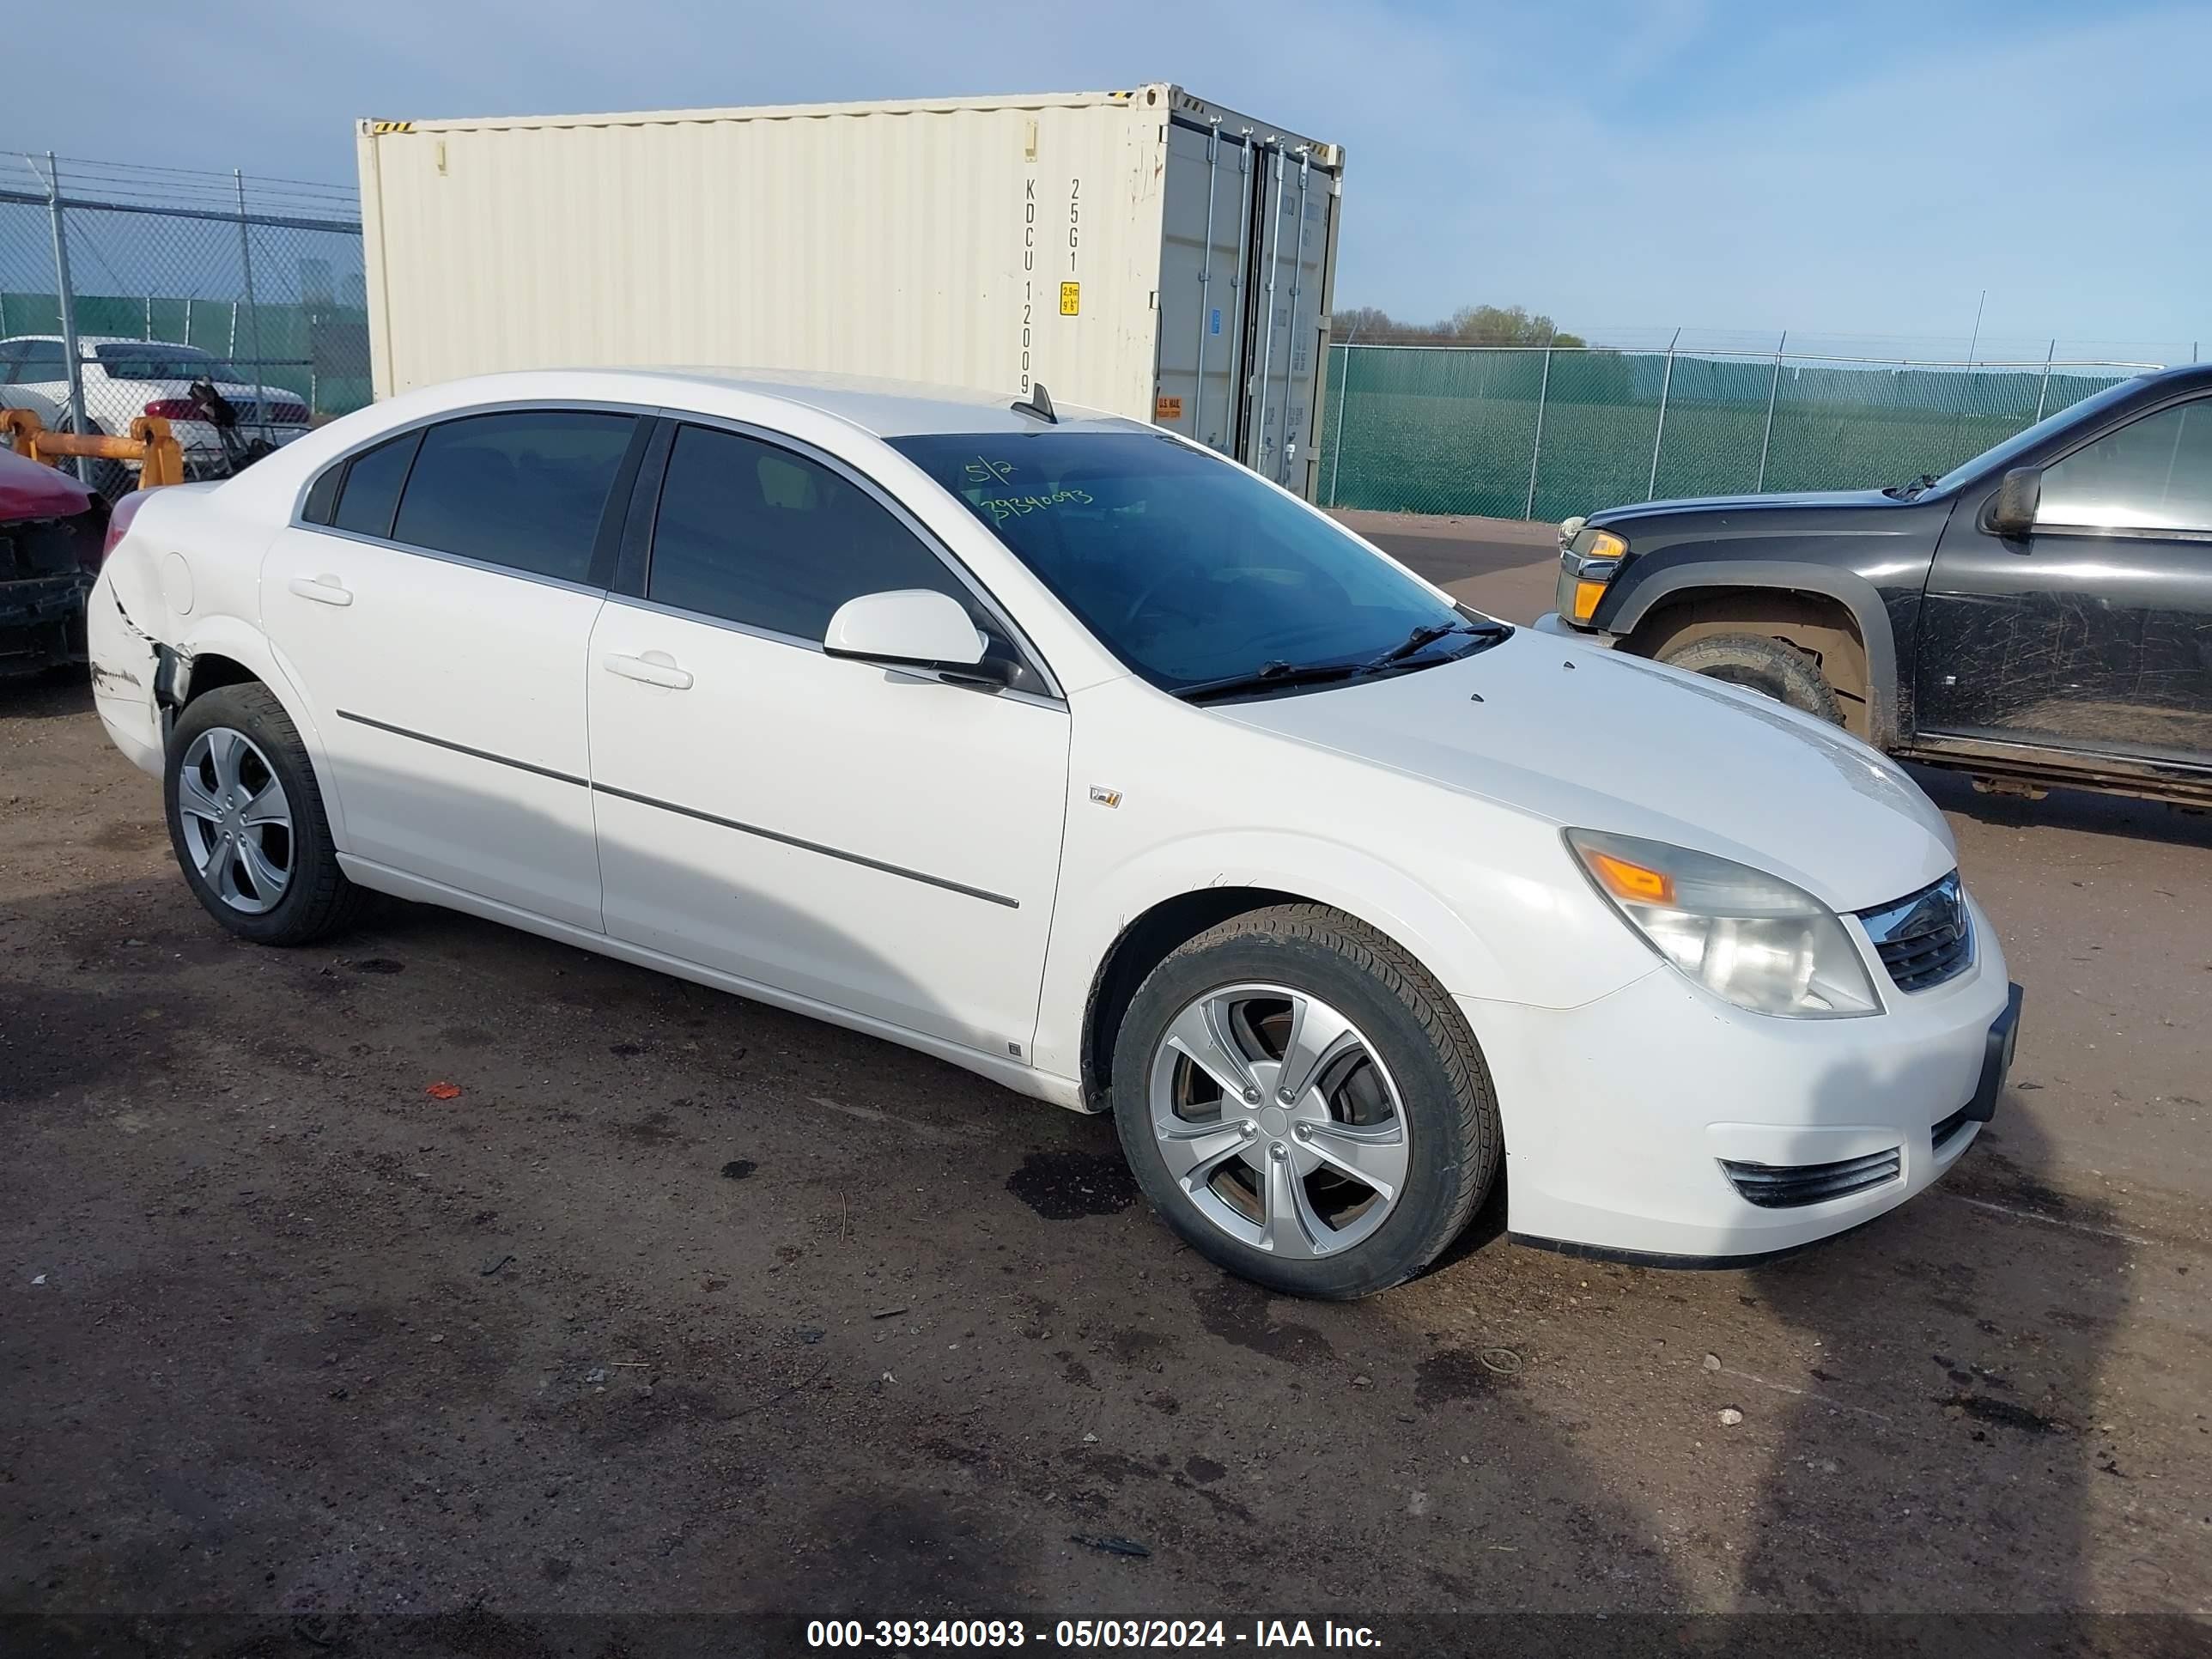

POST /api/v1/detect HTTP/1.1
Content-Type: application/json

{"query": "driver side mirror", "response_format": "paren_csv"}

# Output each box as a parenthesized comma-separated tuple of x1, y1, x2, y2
(1984, 465, 2042, 538)
(823, 588, 1010, 685)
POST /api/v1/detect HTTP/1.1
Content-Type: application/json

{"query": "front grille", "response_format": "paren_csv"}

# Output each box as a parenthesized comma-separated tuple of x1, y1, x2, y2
(1931, 1105, 1977, 1155)
(1720, 1148, 1901, 1209)
(1857, 872, 1973, 994)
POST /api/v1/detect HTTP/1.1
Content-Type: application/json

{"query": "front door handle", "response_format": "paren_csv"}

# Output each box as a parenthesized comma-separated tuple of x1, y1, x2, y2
(603, 650, 694, 690)
(289, 574, 352, 606)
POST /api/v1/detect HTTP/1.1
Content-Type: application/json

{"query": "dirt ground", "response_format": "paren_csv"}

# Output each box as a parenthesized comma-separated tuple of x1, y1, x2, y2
(3, 520, 2209, 1655)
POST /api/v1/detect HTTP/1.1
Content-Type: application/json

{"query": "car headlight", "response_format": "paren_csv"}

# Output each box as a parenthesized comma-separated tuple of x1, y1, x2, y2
(1556, 528, 1627, 623)
(1565, 829, 1882, 1018)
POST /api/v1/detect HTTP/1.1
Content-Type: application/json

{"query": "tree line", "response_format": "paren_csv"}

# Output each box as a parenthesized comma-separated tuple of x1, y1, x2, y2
(1330, 304, 1587, 349)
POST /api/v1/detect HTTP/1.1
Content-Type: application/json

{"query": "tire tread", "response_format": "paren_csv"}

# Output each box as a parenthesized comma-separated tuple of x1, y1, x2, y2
(1132, 902, 1499, 1297)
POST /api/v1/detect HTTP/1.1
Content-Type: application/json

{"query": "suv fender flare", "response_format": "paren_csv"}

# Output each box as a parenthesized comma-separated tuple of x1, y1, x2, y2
(1601, 559, 1902, 747)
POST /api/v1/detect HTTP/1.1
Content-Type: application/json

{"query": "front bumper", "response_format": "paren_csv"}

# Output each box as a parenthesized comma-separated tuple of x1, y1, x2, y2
(1532, 611, 1614, 645)
(0, 572, 92, 675)
(1462, 889, 2016, 1261)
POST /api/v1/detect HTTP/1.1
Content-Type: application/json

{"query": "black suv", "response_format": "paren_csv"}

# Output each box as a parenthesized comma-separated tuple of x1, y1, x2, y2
(1538, 362, 2212, 806)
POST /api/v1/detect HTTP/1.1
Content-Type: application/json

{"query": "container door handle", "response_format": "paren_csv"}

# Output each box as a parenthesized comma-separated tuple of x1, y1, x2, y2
(603, 650, 693, 690)
(288, 574, 352, 606)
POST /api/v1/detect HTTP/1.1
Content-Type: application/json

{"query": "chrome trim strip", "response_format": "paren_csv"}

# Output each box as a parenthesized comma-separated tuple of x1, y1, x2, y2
(588, 781, 1019, 909)
(338, 708, 1019, 908)
(335, 709, 586, 787)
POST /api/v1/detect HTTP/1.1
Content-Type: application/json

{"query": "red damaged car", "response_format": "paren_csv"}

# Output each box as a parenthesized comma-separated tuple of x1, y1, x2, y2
(0, 448, 107, 678)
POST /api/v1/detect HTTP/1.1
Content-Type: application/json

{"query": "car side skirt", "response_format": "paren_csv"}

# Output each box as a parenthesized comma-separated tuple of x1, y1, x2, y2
(336, 854, 1089, 1112)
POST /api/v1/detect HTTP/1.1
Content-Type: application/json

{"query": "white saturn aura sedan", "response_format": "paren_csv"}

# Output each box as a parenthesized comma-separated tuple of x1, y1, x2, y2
(87, 369, 2021, 1298)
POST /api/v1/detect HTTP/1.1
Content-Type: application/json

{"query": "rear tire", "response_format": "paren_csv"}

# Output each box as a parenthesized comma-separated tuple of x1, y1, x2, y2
(1659, 631, 1844, 725)
(1110, 903, 1500, 1299)
(164, 683, 368, 945)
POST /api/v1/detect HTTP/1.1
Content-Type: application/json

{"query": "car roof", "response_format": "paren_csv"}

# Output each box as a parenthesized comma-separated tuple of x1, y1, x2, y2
(422, 366, 1148, 440)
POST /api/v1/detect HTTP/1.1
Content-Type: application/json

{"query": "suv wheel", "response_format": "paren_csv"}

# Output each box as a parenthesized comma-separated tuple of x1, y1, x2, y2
(1658, 632, 1844, 725)
(1110, 904, 1500, 1299)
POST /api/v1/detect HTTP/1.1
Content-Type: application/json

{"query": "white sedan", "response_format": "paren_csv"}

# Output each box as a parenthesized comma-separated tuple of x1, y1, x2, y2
(87, 368, 2021, 1297)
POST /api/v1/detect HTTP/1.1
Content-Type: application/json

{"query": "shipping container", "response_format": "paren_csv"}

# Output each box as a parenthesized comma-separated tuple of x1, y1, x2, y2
(356, 85, 1343, 495)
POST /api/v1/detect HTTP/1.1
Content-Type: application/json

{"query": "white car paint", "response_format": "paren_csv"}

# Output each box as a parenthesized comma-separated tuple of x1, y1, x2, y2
(87, 367, 2014, 1264)
(0, 335, 309, 477)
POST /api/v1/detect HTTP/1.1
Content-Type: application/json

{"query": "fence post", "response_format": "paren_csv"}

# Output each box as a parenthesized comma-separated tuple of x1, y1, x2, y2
(235, 170, 270, 440)
(1523, 329, 1554, 520)
(1646, 326, 1680, 501)
(1754, 329, 1787, 492)
(1328, 342, 1352, 506)
(143, 295, 153, 341)
(2033, 339, 2055, 423)
(43, 153, 93, 483)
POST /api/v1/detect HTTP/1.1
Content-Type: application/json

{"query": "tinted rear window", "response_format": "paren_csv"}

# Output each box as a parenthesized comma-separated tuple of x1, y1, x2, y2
(330, 429, 422, 539)
(392, 410, 635, 584)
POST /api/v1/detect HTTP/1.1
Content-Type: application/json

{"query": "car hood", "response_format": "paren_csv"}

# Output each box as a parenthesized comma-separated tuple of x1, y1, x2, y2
(1591, 488, 1898, 523)
(1214, 632, 1956, 914)
(0, 447, 97, 520)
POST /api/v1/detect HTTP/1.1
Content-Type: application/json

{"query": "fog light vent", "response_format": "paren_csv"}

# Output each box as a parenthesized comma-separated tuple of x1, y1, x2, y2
(1719, 1148, 1901, 1209)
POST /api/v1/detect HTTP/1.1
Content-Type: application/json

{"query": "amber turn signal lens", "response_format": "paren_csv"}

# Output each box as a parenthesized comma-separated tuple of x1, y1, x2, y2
(1587, 851, 1676, 905)
(1571, 579, 1607, 621)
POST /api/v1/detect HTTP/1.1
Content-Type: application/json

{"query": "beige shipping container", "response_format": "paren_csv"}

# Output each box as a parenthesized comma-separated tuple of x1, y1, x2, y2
(356, 85, 1343, 495)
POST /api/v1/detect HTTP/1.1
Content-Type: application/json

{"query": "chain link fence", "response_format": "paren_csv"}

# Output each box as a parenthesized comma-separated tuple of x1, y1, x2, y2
(1316, 340, 2184, 520)
(1, 154, 368, 483)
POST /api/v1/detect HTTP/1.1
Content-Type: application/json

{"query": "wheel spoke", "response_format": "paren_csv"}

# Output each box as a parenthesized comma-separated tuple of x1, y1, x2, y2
(1162, 996, 1261, 1106)
(1155, 1118, 1250, 1187)
(1302, 1118, 1408, 1200)
(1274, 994, 1364, 1106)
(206, 727, 246, 796)
(1260, 1152, 1325, 1258)
(176, 768, 222, 823)
(203, 834, 238, 896)
(238, 836, 289, 902)
(239, 777, 290, 830)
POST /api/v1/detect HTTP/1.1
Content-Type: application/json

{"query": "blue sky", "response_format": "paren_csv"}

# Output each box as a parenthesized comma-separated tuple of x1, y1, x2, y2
(8, 0, 2205, 355)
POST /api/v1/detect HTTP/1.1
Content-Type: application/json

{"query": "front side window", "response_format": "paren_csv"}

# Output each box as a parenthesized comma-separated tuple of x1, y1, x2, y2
(392, 410, 635, 583)
(647, 423, 978, 641)
(890, 430, 1469, 691)
(15, 341, 67, 381)
(2038, 400, 2212, 534)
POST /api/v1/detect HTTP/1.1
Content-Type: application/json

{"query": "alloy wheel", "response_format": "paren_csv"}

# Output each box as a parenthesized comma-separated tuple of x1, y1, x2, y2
(1146, 982, 1411, 1258)
(175, 726, 294, 914)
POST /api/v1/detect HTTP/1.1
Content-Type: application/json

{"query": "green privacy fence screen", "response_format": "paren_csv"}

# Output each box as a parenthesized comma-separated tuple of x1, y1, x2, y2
(1314, 343, 2158, 521)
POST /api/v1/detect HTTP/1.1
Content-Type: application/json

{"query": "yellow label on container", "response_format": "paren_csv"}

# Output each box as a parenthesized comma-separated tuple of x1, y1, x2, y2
(1060, 283, 1080, 317)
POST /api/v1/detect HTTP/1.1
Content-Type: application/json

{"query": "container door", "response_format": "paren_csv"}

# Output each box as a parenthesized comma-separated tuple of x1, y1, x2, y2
(1244, 147, 1332, 493)
(1154, 122, 1251, 457)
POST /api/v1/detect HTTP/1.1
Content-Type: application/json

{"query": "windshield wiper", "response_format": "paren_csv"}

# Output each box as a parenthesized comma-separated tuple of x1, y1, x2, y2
(1883, 473, 1940, 501)
(1367, 618, 1513, 671)
(1173, 659, 1370, 703)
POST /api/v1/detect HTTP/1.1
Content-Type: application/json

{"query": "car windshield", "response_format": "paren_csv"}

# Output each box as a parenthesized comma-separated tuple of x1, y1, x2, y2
(890, 429, 1480, 694)
(1925, 374, 2150, 494)
(92, 343, 242, 382)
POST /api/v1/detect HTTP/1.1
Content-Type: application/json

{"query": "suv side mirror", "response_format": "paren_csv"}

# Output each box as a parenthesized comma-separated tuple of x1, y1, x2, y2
(1984, 466, 2042, 538)
(823, 588, 995, 677)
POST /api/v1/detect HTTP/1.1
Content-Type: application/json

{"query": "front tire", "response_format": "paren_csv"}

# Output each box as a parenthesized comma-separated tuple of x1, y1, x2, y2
(164, 683, 366, 945)
(1658, 631, 1844, 725)
(1110, 904, 1500, 1299)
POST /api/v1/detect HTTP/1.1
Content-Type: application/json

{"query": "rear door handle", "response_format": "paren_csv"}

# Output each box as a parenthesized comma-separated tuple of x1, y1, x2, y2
(289, 574, 352, 606)
(603, 650, 694, 690)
